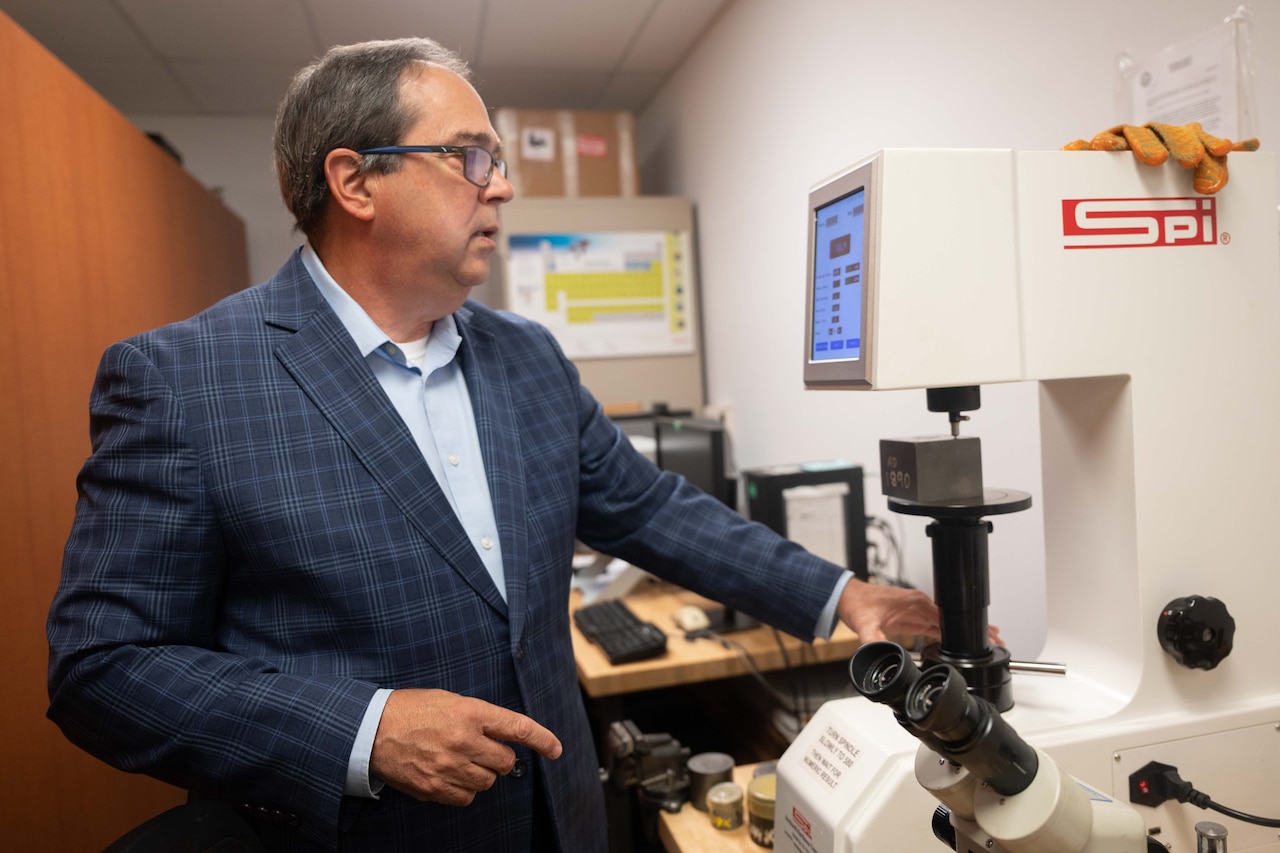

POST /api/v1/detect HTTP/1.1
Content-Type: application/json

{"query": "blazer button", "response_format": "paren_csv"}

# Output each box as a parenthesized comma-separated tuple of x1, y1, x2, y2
(511, 760, 527, 778)
(515, 642, 524, 661)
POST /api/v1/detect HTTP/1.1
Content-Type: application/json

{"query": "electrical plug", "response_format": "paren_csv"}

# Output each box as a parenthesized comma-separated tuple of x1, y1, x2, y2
(1129, 761, 1210, 809)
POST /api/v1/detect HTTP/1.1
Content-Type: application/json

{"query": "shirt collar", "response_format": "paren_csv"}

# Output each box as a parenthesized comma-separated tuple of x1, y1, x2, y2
(301, 242, 461, 365)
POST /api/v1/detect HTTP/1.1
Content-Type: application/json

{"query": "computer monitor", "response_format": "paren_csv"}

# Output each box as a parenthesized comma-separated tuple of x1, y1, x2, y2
(803, 157, 877, 389)
(652, 417, 734, 509)
(742, 463, 869, 582)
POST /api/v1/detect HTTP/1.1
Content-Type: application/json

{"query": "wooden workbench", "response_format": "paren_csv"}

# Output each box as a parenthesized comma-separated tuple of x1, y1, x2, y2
(570, 582, 864, 699)
(658, 763, 766, 853)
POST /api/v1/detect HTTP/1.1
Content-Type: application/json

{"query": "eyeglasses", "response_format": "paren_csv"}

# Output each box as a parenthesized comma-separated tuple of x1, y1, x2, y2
(355, 145, 508, 188)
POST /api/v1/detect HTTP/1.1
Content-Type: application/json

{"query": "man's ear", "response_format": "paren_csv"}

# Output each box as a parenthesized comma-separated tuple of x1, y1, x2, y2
(324, 149, 377, 222)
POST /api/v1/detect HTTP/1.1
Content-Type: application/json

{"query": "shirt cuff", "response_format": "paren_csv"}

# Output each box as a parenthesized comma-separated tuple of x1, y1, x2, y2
(345, 688, 393, 798)
(814, 572, 855, 640)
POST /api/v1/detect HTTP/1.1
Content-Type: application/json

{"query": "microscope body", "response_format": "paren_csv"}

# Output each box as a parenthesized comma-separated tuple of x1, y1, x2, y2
(920, 745, 1147, 853)
(777, 149, 1280, 852)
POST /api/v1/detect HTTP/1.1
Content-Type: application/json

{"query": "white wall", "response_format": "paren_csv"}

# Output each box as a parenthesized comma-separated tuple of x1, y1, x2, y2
(636, 0, 1280, 657)
(129, 1, 1280, 657)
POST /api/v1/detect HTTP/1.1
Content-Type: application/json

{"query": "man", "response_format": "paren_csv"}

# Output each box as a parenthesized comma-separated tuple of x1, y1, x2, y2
(48, 38, 941, 851)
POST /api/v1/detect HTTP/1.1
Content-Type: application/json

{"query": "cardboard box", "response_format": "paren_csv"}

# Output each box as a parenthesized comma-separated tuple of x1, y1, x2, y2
(494, 108, 638, 197)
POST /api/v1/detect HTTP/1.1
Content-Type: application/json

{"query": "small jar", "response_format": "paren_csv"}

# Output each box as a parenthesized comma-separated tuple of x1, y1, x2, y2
(747, 773, 777, 848)
(687, 752, 734, 813)
(705, 781, 744, 830)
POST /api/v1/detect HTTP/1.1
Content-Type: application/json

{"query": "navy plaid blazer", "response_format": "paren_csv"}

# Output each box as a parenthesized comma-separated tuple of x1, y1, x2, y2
(48, 250, 845, 851)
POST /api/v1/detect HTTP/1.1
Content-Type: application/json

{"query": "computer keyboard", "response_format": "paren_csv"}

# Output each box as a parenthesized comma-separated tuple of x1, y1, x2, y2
(573, 599, 668, 664)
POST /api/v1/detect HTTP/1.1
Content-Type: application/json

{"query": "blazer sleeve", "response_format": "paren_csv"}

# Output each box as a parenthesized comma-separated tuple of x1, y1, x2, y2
(556, 342, 846, 641)
(47, 340, 375, 844)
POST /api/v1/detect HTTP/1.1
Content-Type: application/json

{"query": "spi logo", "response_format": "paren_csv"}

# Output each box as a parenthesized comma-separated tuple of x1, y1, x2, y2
(1062, 198, 1217, 249)
(791, 806, 813, 839)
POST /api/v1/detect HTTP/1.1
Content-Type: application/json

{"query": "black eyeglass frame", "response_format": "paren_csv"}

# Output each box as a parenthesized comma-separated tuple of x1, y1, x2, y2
(355, 145, 508, 188)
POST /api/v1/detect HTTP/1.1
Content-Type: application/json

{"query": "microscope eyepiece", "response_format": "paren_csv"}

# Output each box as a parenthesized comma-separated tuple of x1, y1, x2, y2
(849, 641, 920, 711)
(849, 642, 949, 754)
(905, 666, 977, 738)
(903, 665, 1039, 796)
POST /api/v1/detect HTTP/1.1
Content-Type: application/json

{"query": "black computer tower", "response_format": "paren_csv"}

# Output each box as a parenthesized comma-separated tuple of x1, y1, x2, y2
(742, 463, 868, 580)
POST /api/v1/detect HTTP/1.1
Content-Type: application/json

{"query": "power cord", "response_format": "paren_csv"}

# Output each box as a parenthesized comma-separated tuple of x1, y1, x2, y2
(724, 634, 797, 709)
(768, 627, 809, 726)
(1130, 761, 1280, 827)
(688, 631, 807, 727)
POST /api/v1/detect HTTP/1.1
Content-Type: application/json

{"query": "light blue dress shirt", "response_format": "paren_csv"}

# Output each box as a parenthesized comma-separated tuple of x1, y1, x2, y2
(302, 245, 505, 798)
(300, 244, 850, 798)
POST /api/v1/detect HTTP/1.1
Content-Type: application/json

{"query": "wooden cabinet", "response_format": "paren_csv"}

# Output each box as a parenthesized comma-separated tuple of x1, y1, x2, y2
(0, 11, 249, 851)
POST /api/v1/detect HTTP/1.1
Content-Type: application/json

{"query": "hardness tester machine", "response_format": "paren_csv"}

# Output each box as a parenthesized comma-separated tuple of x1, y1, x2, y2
(778, 149, 1280, 852)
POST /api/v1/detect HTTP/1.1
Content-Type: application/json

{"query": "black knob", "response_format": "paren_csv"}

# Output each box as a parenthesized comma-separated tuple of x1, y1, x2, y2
(1158, 595, 1235, 670)
(926, 386, 980, 414)
(931, 804, 957, 850)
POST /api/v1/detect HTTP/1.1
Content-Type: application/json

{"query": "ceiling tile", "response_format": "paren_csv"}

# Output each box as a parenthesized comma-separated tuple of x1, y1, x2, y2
(70, 58, 201, 114)
(0, 0, 154, 59)
(115, 0, 319, 63)
(477, 68, 611, 112)
(621, 0, 729, 72)
(304, 0, 484, 59)
(594, 71, 665, 112)
(170, 60, 304, 115)
(477, 0, 655, 70)
(1, 0, 720, 117)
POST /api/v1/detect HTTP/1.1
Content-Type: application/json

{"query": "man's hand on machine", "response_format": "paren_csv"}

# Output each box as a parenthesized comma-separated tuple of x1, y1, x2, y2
(836, 577, 1003, 646)
(1062, 121, 1259, 194)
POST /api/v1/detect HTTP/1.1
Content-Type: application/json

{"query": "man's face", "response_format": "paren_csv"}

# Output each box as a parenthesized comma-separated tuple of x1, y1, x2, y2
(367, 65, 513, 311)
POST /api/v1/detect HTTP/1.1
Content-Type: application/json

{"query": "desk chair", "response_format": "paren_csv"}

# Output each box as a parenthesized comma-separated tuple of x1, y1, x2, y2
(102, 801, 266, 853)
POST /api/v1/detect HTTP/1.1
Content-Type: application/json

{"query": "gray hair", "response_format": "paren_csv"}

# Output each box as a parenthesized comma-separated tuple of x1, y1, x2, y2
(273, 38, 473, 239)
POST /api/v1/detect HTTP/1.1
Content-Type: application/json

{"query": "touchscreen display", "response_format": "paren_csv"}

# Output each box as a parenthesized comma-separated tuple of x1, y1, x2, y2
(810, 188, 864, 363)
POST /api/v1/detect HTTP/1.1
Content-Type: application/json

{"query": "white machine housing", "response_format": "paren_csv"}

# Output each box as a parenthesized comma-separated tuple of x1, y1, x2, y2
(780, 149, 1280, 852)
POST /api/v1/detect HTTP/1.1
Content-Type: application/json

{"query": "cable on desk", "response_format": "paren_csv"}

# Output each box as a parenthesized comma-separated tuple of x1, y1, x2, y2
(769, 627, 805, 728)
(690, 631, 807, 730)
(689, 614, 855, 742)
(769, 627, 823, 725)
(793, 631, 816, 719)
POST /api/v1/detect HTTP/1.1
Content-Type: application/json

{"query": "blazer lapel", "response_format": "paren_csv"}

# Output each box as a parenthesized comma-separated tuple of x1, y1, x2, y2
(456, 309, 529, 636)
(263, 256, 508, 617)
